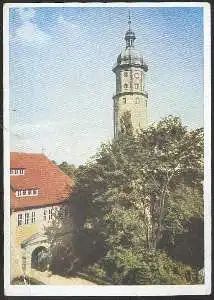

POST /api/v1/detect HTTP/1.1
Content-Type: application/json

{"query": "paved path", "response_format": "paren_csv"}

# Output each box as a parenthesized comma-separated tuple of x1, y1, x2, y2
(29, 270, 96, 285)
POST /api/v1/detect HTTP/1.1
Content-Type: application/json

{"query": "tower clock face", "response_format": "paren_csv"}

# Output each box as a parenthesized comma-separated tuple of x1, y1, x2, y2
(134, 72, 140, 79)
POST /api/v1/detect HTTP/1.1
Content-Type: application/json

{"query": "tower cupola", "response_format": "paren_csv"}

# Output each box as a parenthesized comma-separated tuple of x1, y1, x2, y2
(125, 13, 136, 48)
(125, 29, 136, 48)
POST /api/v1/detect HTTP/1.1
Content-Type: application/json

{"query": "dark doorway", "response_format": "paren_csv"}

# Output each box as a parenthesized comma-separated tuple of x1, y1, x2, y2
(31, 246, 48, 272)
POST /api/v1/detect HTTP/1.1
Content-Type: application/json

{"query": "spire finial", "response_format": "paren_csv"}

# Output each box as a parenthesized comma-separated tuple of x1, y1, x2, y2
(125, 10, 135, 48)
(128, 10, 131, 30)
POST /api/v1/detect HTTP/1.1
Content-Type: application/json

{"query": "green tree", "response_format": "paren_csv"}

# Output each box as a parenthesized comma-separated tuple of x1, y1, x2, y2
(83, 116, 203, 249)
(58, 161, 76, 178)
(48, 116, 204, 284)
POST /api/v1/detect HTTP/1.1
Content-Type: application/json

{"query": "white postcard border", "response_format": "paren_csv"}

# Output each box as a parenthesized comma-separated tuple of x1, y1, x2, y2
(3, 2, 211, 296)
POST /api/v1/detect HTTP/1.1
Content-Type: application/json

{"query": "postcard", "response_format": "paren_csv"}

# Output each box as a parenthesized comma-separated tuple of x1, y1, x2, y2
(3, 2, 211, 296)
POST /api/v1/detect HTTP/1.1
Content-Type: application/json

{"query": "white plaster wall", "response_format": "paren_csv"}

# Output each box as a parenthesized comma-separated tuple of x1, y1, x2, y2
(10, 202, 70, 280)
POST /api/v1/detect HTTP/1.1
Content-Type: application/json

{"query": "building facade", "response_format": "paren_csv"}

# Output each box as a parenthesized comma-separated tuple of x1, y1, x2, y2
(113, 16, 149, 136)
(10, 152, 73, 280)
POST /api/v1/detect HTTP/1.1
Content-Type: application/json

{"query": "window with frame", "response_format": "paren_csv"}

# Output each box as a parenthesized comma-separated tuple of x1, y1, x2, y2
(124, 72, 128, 77)
(10, 168, 25, 176)
(64, 207, 69, 218)
(43, 210, 47, 221)
(25, 213, 29, 224)
(49, 209, 53, 220)
(33, 189, 38, 195)
(31, 211, 36, 223)
(16, 189, 39, 197)
(135, 84, 139, 89)
(16, 190, 21, 197)
(124, 84, 128, 89)
(135, 98, 140, 104)
(18, 214, 22, 226)
(123, 98, 126, 104)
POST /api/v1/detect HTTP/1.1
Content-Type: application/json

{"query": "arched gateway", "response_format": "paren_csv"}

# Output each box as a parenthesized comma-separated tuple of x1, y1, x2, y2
(31, 246, 48, 271)
(21, 233, 50, 275)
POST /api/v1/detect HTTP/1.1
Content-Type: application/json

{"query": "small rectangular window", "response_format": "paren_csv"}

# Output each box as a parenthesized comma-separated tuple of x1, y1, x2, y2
(25, 213, 29, 224)
(23, 190, 26, 196)
(64, 207, 68, 218)
(33, 189, 38, 195)
(31, 211, 36, 223)
(10, 168, 25, 175)
(49, 209, 53, 220)
(123, 98, 126, 104)
(16, 190, 22, 197)
(124, 72, 128, 77)
(135, 84, 139, 89)
(18, 214, 22, 226)
(43, 210, 46, 221)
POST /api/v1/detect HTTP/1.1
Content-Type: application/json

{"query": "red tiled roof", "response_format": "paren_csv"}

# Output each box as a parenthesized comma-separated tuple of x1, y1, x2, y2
(10, 152, 74, 211)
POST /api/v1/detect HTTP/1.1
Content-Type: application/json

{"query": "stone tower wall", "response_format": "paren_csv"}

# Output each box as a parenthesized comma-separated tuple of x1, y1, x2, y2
(113, 66, 148, 136)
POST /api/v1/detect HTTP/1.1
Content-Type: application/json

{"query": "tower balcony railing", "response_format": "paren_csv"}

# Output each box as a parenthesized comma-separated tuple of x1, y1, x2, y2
(112, 60, 148, 72)
(113, 91, 148, 98)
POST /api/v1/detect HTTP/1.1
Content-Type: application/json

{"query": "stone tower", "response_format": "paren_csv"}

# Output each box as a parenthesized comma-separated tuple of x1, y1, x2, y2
(113, 14, 148, 137)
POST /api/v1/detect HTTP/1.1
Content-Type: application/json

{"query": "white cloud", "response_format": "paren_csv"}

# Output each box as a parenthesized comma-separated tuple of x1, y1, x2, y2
(57, 15, 79, 30)
(11, 8, 50, 45)
(52, 15, 80, 41)
(17, 8, 36, 22)
(12, 120, 69, 138)
(13, 21, 50, 44)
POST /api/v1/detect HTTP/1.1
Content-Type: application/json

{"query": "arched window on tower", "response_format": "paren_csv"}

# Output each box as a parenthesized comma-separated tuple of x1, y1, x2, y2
(124, 84, 128, 89)
(122, 98, 126, 104)
(135, 98, 140, 104)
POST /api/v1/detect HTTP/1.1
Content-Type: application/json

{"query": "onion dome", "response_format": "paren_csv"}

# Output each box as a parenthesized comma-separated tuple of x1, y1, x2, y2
(117, 47, 142, 64)
(113, 12, 148, 72)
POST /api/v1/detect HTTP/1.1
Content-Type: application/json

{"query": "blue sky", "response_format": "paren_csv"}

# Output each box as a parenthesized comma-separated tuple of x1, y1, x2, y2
(9, 6, 204, 166)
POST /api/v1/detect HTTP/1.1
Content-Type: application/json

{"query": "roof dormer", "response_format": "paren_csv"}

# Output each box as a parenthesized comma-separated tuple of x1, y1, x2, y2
(10, 168, 25, 176)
